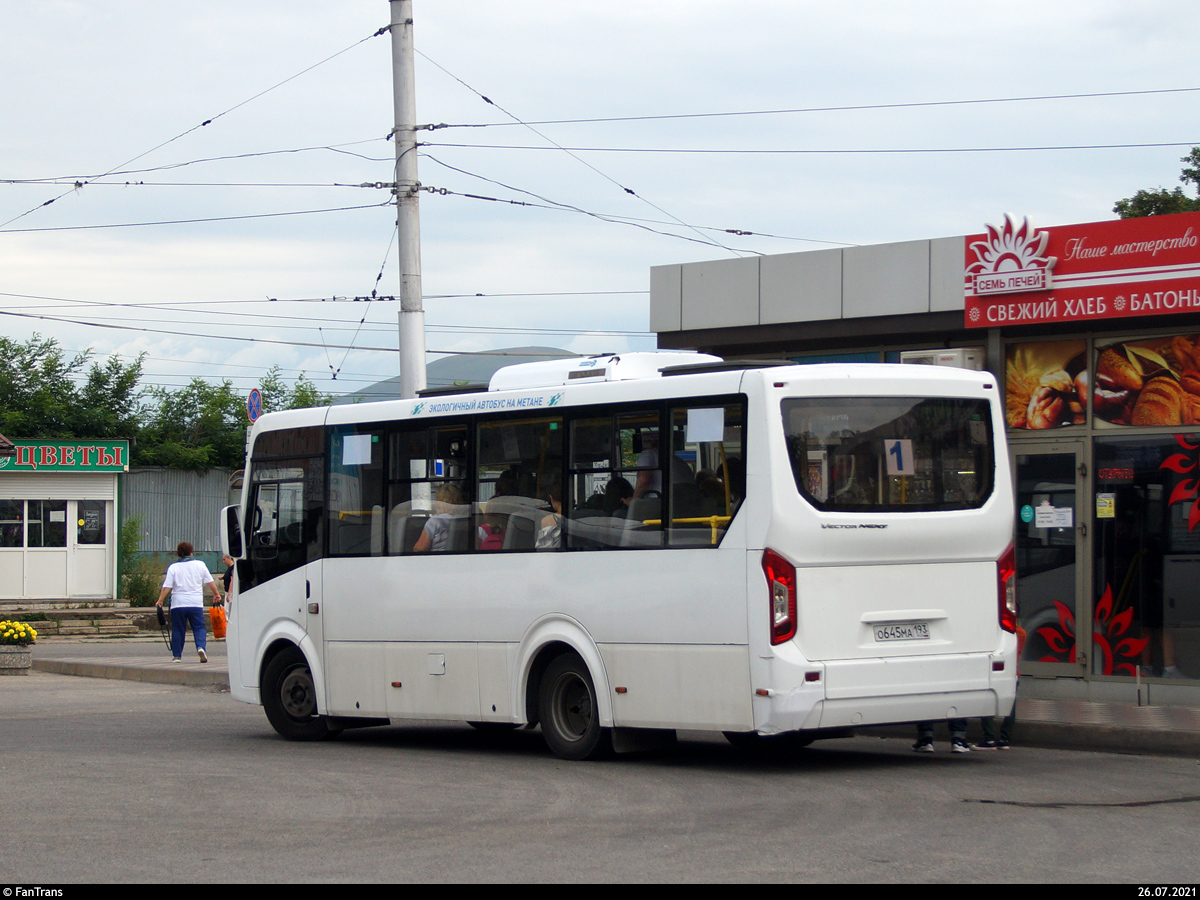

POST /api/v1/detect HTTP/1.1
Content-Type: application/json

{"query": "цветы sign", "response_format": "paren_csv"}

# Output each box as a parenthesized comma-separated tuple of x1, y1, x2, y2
(965, 212, 1200, 328)
(0, 441, 129, 472)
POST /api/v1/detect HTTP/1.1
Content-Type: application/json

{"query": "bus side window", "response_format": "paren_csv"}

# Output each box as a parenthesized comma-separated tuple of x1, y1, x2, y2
(387, 425, 473, 554)
(667, 402, 745, 547)
(567, 411, 664, 549)
(476, 417, 562, 551)
(328, 427, 385, 556)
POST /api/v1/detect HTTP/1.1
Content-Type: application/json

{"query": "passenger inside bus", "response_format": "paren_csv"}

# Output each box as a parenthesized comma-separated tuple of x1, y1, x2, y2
(412, 482, 467, 552)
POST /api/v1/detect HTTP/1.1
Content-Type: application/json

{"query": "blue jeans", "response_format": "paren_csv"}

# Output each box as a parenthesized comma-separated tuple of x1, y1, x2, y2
(170, 607, 207, 659)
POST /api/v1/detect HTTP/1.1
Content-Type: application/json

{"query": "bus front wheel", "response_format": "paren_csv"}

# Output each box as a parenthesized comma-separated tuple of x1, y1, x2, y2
(538, 653, 612, 760)
(262, 647, 340, 741)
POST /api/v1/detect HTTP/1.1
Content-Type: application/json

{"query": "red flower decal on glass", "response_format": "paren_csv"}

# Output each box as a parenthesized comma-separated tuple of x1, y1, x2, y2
(1092, 583, 1149, 676)
(1037, 600, 1076, 663)
(1161, 434, 1200, 532)
(1036, 584, 1148, 675)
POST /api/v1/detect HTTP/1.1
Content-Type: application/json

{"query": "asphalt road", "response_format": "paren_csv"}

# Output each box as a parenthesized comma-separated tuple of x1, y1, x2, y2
(2, 671, 1198, 884)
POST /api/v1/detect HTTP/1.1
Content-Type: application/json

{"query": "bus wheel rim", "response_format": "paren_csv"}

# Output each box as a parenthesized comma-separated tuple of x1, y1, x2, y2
(280, 667, 316, 720)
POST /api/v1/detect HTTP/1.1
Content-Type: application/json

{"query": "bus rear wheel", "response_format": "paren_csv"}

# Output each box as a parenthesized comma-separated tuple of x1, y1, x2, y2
(538, 653, 612, 760)
(262, 647, 340, 741)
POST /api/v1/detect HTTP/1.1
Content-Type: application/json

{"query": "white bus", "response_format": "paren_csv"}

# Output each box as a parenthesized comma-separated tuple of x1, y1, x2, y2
(223, 352, 1017, 759)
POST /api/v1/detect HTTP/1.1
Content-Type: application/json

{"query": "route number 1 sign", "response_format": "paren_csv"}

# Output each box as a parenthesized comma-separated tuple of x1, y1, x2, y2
(884, 439, 915, 476)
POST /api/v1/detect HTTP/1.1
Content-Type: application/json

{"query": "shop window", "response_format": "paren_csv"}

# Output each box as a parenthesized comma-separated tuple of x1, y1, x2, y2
(1093, 333, 1200, 428)
(0, 500, 22, 548)
(1093, 434, 1200, 680)
(1005, 340, 1087, 430)
(27, 500, 67, 548)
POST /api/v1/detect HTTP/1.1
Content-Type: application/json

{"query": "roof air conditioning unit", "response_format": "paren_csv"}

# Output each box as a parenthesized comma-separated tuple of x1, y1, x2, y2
(899, 347, 984, 370)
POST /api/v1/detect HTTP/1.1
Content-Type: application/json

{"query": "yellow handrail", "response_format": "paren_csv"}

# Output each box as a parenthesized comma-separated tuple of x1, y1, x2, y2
(640, 515, 733, 545)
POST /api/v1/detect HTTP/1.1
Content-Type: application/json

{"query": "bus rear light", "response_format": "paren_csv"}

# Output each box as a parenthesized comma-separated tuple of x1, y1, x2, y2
(993, 661, 1005, 672)
(998, 544, 1017, 634)
(762, 548, 797, 645)
(805, 671, 820, 682)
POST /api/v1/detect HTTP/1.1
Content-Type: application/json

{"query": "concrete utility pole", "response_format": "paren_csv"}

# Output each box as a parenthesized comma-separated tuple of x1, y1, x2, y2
(390, 0, 427, 398)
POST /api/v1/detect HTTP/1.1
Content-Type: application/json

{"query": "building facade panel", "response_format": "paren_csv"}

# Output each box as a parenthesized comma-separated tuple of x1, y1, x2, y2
(842, 239, 930, 318)
(760, 248, 843, 324)
(679, 256, 759, 330)
(648, 264, 683, 333)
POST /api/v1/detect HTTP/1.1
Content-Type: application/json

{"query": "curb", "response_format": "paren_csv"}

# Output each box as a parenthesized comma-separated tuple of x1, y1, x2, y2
(32, 658, 229, 688)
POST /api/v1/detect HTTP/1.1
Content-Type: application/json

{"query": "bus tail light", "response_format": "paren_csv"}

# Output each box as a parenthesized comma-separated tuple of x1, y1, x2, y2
(763, 549, 797, 645)
(998, 544, 1017, 634)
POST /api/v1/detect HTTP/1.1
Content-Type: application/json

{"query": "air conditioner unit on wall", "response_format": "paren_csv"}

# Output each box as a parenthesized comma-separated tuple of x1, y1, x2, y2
(899, 347, 985, 370)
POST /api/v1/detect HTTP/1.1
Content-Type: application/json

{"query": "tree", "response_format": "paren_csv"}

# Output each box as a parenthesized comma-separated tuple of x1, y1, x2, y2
(76, 352, 145, 438)
(0, 336, 333, 471)
(137, 378, 246, 470)
(0, 335, 144, 439)
(1114, 148, 1200, 218)
(136, 368, 332, 471)
(258, 365, 331, 414)
(285, 372, 330, 411)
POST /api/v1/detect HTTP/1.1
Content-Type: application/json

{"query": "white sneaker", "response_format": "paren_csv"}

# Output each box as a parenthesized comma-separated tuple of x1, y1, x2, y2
(198, 648, 208, 663)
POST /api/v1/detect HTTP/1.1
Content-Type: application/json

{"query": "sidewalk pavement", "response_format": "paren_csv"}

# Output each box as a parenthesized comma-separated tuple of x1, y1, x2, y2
(28, 637, 1200, 757)
(33, 636, 229, 687)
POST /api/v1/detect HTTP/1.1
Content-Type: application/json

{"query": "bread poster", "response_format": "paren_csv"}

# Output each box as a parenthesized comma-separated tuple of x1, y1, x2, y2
(1006, 340, 1088, 429)
(1094, 333, 1200, 427)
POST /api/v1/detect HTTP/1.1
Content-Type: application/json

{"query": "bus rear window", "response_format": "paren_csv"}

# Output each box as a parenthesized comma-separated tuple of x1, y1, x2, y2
(782, 397, 994, 512)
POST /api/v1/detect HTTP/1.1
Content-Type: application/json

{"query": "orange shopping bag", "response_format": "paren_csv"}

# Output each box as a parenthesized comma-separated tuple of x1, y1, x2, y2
(210, 602, 227, 639)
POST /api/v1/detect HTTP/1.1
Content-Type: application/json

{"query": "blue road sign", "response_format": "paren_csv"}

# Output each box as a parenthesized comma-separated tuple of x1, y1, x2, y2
(247, 388, 262, 423)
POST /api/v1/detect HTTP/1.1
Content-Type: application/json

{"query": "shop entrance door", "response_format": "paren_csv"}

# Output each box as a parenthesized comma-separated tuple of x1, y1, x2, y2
(70, 500, 110, 597)
(1014, 443, 1087, 676)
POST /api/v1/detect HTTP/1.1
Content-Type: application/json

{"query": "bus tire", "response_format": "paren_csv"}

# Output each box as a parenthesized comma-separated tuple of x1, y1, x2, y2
(538, 653, 612, 760)
(262, 647, 340, 741)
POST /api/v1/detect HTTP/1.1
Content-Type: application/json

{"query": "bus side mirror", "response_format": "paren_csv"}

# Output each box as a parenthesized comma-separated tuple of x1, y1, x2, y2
(221, 505, 243, 558)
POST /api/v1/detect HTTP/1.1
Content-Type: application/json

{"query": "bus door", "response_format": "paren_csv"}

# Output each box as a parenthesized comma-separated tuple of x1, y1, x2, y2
(1013, 442, 1087, 677)
(238, 476, 314, 688)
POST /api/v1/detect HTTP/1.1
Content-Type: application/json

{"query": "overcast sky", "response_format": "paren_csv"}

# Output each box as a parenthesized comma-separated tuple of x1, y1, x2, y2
(3, 0, 1199, 396)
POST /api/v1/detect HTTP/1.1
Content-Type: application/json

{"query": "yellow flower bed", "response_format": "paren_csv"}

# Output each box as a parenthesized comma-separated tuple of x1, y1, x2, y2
(0, 620, 38, 646)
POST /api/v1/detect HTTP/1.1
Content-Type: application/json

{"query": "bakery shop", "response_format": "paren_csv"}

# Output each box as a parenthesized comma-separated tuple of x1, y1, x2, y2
(651, 209, 1200, 705)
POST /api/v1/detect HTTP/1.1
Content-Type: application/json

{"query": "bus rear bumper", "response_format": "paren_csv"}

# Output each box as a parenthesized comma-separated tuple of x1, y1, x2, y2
(809, 689, 1004, 730)
(755, 650, 1017, 734)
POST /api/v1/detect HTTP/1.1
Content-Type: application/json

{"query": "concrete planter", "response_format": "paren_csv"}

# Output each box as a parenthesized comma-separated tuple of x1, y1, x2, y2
(0, 644, 33, 675)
